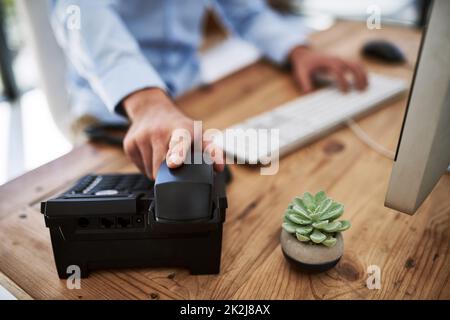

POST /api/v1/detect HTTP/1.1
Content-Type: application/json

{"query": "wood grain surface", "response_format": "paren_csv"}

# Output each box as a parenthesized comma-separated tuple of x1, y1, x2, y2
(0, 22, 448, 300)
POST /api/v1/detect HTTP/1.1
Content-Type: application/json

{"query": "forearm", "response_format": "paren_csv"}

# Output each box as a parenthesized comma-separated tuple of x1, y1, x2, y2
(123, 88, 174, 121)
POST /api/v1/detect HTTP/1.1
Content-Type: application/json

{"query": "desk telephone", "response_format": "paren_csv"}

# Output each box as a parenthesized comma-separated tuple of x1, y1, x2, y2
(41, 157, 230, 278)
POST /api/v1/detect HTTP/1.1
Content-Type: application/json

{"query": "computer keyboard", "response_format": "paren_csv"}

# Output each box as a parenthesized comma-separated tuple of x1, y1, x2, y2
(219, 73, 407, 163)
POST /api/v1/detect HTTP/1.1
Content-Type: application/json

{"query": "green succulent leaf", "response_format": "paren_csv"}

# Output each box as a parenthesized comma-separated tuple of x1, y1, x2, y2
(309, 211, 322, 221)
(291, 205, 311, 220)
(320, 203, 344, 221)
(336, 220, 351, 231)
(285, 213, 311, 225)
(316, 198, 333, 215)
(296, 233, 311, 242)
(312, 220, 329, 229)
(285, 208, 299, 216)
(310, 229, 327, 243)
(282, 222, 297, 234)
(322, 236, 337, 247)
(295, 225, 313, 235)
(293, 197, 310, 213)
(322, 221, 342, 233)
(303, 192, 316, 211)
(314, 191, 327, 206)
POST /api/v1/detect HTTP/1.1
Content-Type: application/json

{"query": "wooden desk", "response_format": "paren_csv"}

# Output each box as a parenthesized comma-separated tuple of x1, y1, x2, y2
(0, 22, 449, 300)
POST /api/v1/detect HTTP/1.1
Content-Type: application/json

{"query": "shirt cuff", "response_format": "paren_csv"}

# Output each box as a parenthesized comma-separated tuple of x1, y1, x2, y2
(93, 57, 167, 116)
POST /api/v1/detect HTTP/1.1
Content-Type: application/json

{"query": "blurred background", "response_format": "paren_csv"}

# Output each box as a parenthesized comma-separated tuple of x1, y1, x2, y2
(0, 0, 427, 185)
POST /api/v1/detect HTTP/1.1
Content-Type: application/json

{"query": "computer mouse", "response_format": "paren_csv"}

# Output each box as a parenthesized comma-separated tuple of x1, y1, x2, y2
(362, 40, 406, 63)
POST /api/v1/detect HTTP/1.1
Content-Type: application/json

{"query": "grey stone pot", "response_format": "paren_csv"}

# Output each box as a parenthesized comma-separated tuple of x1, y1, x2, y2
(280, 229, 344, 272)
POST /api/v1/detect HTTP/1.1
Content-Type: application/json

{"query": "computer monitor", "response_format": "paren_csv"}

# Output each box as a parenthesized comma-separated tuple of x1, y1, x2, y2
(385, 0, 450, 215)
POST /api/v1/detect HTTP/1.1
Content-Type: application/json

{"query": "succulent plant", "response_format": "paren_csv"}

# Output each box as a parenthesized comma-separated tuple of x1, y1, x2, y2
(282, 191, 350, 247)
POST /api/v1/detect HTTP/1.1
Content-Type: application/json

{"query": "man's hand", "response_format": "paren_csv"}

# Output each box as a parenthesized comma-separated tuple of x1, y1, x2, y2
(289, 46, 368, 93)
(123, 88, 224, 179)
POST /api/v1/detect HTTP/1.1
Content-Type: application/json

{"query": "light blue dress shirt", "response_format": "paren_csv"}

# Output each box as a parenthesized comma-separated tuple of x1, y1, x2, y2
(50, 0, 307, 123)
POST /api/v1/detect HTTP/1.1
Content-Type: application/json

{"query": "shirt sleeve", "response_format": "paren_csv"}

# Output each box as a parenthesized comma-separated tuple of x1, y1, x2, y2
(50, 0, 167, 114)
(212, 0, 308, 65)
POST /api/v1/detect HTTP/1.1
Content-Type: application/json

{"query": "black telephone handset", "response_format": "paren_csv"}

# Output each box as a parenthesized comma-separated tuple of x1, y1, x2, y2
(41, 156, 229, 278)
(155, 160, 214, 222)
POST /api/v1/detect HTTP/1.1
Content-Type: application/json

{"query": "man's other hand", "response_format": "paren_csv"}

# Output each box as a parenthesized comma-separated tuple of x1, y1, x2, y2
(123, 88, 224, 179)
(289, 46, 368, 93)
